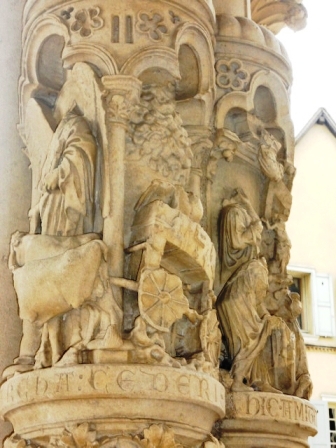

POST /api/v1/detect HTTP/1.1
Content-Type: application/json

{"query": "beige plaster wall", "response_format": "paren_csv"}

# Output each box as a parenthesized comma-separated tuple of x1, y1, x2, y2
(306, 348, 336, 400)
(288, 124, 336, 277)
(287, 123, 336, 401)
(0, 2, 29, 443)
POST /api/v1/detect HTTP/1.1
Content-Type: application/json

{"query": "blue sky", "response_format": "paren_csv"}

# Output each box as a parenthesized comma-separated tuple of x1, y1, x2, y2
(278, 0, 336, 136)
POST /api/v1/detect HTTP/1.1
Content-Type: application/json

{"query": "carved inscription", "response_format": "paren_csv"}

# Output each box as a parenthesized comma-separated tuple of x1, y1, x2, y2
(2, 365, 225, 412)
(233, 393, 317, 427)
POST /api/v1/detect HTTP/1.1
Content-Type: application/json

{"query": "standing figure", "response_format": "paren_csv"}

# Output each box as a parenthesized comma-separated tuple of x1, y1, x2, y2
(218, 188, 263, 284)
(31, 106, 97, 236)
(264, 217, 292, 275)
(258, 129, 284, 182)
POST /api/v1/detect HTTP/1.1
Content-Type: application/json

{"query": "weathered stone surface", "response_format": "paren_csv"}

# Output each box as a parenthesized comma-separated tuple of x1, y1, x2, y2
(1, 364, 225, 446)
(220, 392, 317, 447)
(0, 0, 317, 447)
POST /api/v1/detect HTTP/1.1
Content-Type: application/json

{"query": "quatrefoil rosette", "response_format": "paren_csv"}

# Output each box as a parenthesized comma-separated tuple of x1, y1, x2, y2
(136, 11, 168, 41)
(215, 58, 250, 91)
(70, 7, 104, 38)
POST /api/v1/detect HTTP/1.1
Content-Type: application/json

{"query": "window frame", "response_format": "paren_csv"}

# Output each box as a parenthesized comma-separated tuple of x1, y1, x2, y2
(288, 265, 316, 335)
(287, 265, 336, 338)
(321, 396, 336, 448)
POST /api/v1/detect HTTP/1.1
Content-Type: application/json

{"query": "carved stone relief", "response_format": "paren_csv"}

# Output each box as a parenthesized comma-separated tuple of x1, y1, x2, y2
(4, 424, 227, 448)
(0, 1, 317, 447)
(136, 12, 168, 42)
(251, 0, 308, 34)
(215, 59, 251, 94)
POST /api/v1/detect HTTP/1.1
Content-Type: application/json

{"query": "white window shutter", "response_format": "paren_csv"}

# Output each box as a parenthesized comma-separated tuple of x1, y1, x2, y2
(309, 400, 330, 448)
(315, 274, 335, 337)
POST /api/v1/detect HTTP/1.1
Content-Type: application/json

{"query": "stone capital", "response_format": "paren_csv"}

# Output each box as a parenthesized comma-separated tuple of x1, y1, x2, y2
(102, 76, 142, 125)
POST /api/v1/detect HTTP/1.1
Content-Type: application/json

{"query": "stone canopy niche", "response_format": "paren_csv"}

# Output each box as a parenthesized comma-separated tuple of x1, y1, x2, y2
(0, 0, 316, 447)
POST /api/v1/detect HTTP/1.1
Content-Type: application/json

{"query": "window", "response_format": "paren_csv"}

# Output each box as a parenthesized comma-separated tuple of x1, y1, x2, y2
(288, 267, 314, 334)
(309, 400, 330, 448)
(330, 407, 336, 447)
(288, 266, 335, 337)
(289, 276, 304, 329)
(310, 400, 336, 448)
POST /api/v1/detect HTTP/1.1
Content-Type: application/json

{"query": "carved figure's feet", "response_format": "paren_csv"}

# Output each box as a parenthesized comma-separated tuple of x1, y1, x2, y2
(54, 347, 79, 367)
(86, 325, 123, 350)
(253, 381, 283, 394)
(231, 380, 254, 393)
(2, 363, 34, 380)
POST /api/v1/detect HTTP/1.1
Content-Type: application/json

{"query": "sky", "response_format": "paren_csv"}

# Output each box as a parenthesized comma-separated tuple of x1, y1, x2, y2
(277, 0, 336, 136)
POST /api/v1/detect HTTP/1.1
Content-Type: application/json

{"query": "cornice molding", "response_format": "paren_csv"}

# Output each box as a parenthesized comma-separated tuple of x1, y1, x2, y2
(306, 344, 336, 354)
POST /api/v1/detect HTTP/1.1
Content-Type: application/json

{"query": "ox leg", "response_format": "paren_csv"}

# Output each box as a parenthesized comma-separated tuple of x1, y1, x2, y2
(34, 323, 50, 368)
(48, 316, 63, 365)
(55, 312, 81, 366)
(16, 320, 42, 367)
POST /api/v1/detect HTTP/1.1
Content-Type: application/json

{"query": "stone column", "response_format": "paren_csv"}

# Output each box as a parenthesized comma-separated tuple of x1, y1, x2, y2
(101, 76, 142, 281)
(186, 126, 213, 228)
(213, 0, 251, 17)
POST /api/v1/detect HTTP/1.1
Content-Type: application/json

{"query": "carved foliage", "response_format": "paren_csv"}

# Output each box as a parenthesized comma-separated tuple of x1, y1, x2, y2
(104, 93, 135, 124)
(56, 423, 99, 448)
(128, 84, 192, 183)
(141, 425, 183, 448)
(5, 424, 189, 448)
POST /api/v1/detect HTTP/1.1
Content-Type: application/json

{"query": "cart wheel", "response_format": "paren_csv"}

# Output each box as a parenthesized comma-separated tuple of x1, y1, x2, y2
(138, 269, 189, 332)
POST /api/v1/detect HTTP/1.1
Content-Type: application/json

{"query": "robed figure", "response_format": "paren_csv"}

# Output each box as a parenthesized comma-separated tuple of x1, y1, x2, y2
(36, 110, 97, 236)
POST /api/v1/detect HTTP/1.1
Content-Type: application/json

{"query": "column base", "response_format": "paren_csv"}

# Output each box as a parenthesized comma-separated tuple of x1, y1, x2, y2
(0, 364, 225, 446)
(220, 392, 317, 448)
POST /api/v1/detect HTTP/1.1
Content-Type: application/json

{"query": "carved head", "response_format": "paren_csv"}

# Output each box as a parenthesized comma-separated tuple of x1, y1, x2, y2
(141, 83, 175, 116)
(8, 231, 27, 270)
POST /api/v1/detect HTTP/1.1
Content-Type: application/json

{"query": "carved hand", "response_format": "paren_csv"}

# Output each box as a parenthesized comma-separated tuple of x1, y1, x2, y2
(43, 169, 59, 192)
(252, 220, 263, 234)
(266, 314, 285, 331)
(185, 308, 203, 324)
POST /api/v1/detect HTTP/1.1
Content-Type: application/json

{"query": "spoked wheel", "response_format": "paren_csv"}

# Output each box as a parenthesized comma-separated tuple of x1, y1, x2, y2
(138, 269, 189, 332)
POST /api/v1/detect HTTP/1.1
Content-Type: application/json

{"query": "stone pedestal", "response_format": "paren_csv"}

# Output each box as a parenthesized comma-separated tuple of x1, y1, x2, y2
(220, 392, 317, 448)
(0, 365, 225, 446)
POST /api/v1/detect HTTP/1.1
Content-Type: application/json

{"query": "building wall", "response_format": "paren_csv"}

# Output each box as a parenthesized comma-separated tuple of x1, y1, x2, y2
(306, 348, 336, 398)
(0, 2, 28, 443)
(288, 124, 336, 281)
(288, 121, 336, 447)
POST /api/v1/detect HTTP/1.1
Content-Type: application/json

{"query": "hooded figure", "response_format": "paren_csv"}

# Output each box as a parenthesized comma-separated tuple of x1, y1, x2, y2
(39, 110, 97, 236)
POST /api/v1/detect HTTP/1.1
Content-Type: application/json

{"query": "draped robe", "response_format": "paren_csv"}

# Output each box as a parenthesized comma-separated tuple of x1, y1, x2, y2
(39, 112, 96, 236)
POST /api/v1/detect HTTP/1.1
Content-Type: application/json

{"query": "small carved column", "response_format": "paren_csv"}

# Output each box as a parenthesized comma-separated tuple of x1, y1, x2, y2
(102, 76, 142, 281)
(186, 127, 213, 227)
(213, 0, 251, 16)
